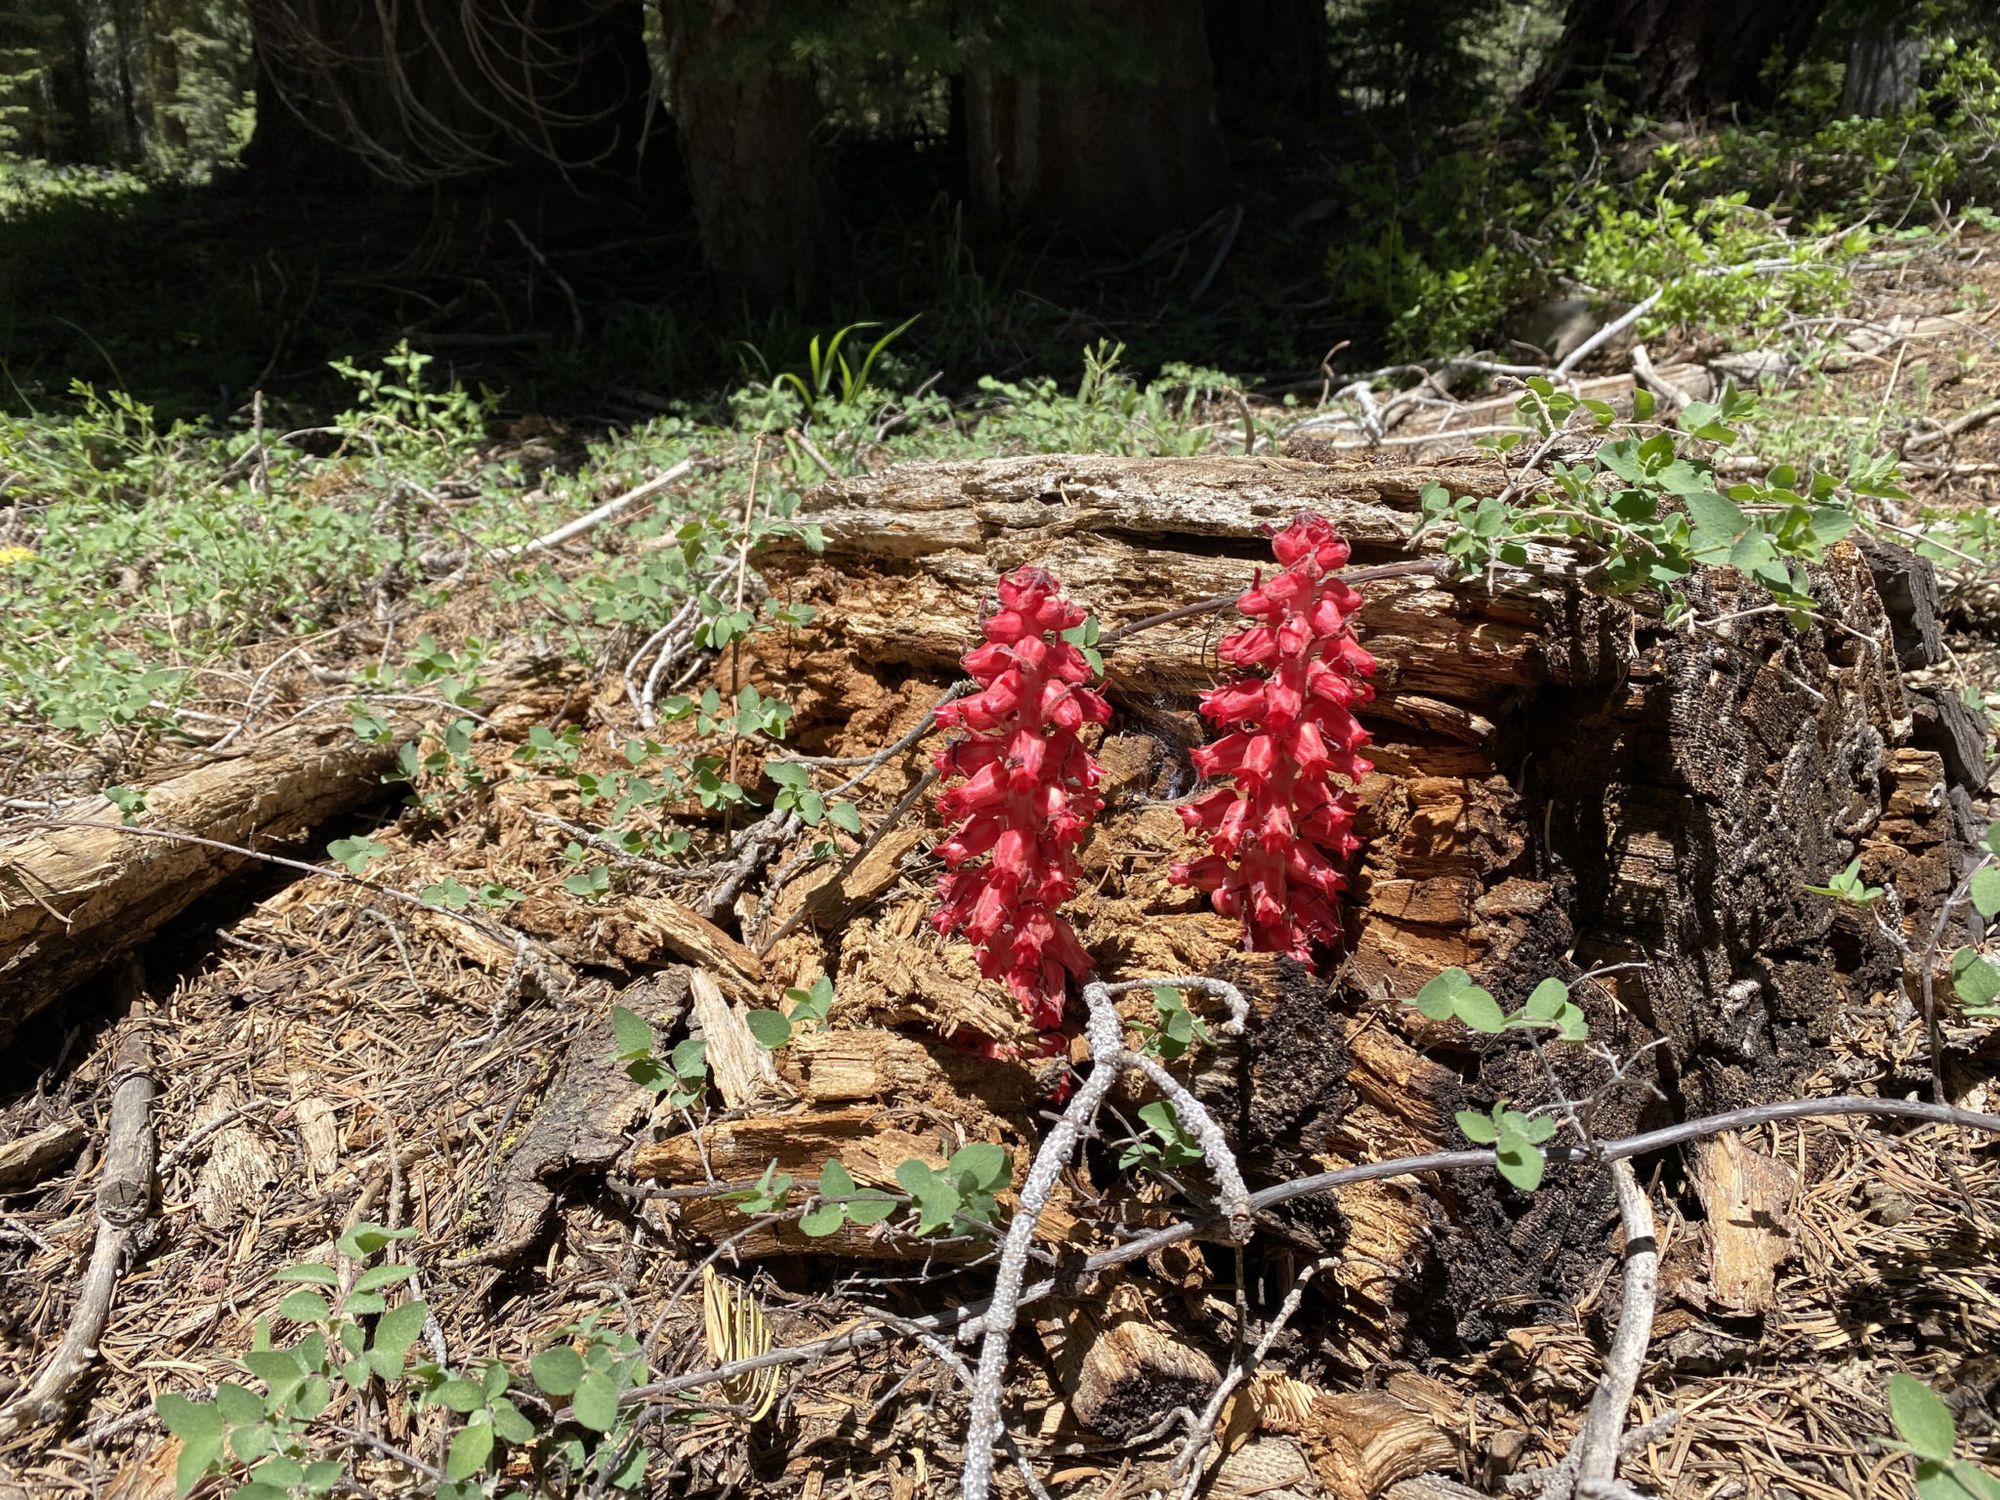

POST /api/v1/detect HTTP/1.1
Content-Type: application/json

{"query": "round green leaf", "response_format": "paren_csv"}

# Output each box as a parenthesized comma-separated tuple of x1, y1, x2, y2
(275, 1290, 330, 1324)
(490, 1397, 536, 1445)
(1453, 987, 1506, 1034)
(1455, 1110, 1498, 1145)
(1970, 867, 2000, 921)
(446, 1420, 496, 1482)
(799, 1203, 846, 1237)
(744, 1010, 793, 1050)
(1523, 979, 1569, 1021)
(950, 1142, 1009, 1190)
(531, 1346, 584, 1397)
(432, 1377, 487, 1414)
(156, 1393, 223, 1442)
(571, 1370, 620, 1434)
(214, 1382, 263, 1425)
(373, 1300, 429, 1359)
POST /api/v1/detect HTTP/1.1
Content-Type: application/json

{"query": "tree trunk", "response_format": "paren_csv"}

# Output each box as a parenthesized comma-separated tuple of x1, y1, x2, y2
(1841, 9, 1922, 116)
(738, 451, 1973, 1369)
(1535, 0, 1830, 115)
(244, 0, 650, 183)
(1204, 0, 1331, 122)
(965, 0, 1230, 250)
(659, 0, 829, 302)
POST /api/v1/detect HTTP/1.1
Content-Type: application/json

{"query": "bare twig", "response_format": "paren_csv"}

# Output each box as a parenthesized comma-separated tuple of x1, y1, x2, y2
(496, 458, 705, 561)
(0, 969, 153, 1440)
(961, 976, 1250, 1500)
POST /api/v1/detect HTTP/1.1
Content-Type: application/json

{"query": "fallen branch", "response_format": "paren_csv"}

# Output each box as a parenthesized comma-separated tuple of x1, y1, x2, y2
(0, 967, 153, 1440)
(496, 458, 706, 560)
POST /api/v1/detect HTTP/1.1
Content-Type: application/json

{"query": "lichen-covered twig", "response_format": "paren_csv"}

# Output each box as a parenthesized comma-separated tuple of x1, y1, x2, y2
(960, 975, 1249, 1500)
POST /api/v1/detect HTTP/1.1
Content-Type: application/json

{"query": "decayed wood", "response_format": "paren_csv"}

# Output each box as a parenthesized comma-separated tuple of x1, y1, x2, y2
(0, 1120, 86, 1192)
(508, 891, 764, 990)
(1689, 1133, 1796, 1314)
(1306, 1386, 1458, 1500)
(473, 972, 689, 1265)
(0, 967, 153, 1440)
(1040, 1283, 1221, 1439)
(0, 652, 569, 1028)
(687, 969, 777, 1109)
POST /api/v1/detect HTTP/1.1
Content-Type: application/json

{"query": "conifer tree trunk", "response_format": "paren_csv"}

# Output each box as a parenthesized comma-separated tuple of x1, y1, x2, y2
(965, 0, 1229, 250)
(1536, 0, 1829, 115)
(659, 0, 830, 301)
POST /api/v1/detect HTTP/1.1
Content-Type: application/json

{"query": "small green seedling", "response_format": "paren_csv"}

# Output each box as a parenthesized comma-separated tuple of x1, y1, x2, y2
(1883, 1372, 2000, 1499)
(1456, 1102, 1559, 1191)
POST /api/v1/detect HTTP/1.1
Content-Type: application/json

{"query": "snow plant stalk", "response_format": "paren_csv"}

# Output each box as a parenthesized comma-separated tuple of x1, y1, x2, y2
(932, 567, 1110, 1032)
(1172, 513, 1376, 960)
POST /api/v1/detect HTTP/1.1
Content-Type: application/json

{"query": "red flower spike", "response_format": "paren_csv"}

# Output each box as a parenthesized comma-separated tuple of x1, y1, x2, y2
(932, 567, 1109, 1031)
(1170, 514, 1376, 962)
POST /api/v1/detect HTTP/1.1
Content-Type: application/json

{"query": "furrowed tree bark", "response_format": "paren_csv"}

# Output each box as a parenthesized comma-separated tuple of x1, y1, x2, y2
(965, 0, 1229, 250)
(659, 0, 830, 301)
(754, 450, 1974, 1364)
(0, 652, 567, 1031)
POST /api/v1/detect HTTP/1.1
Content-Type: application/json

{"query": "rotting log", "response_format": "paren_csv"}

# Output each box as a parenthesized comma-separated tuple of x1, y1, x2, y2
(0, 653, 573, 1030)
(755, 451, 1980, 1365)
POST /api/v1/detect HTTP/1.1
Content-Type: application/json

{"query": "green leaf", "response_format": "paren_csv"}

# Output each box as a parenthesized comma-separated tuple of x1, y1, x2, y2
(820, 1159, 857, 1198)
(845, 1190, 899, 1226)
(745, 1010, 793, 1050)
(373, 1300, 430, 1359)
(352, 1263, 418, 1292)
(302, 1460, 345, 1493)
(490, 1397, 536, 1445)
(291, 1376, 332, 1421)
(1952, 949, 2000, 1009)
(532, 1346, 584, 1397)
(228, 1480, 288, 1500)
(157, 1393, 223, 1443)
(1518, 1113, 1559, 1145)
(252, 1456, 304, 1489)
(275, 1289, 330, 1324)
(1523, 979, 1569, 1021)
(949, 1142, 1010, 1191)
(1454, 987, 1506, 1034)
(1890, 1373, 1959, 1463)
(1413, 968, 1473, 1020)
(799, 1203, 846, 1236)
(1685, 490, 1749, 543)
(242, 1349, 305, 1390)
(1494, 1132, 1546, 1191)
(1970, 868, 2000, 920)
(364, 1345, 406, 1383)
(828, 801, 864, 835)
(174, 1429, 223, 1499)
(572, 1371, 620, 1433)
(433, 1377, 488, 1413)
(214, 1381, 264, 1425)
(670, 1037, 708, 1080)
(481, 1358, 511, 1400)
(340, 1291, 386, 1318)
(446, 1421, 496, 1481)
(1455, 1110, 1498, 1144)
(337, 1221, 416, 1258)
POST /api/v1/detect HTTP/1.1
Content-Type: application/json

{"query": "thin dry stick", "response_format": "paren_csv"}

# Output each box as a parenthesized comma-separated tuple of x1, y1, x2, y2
(756, 767, 939, 956)
(960, 976, 1250, 1500)
(496, 457, 704, 560)
(1508, 1159, 1658, 1500)
(1171, 1255, 1338, 1496)
(0, 974, 153, 1440)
